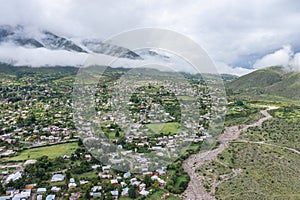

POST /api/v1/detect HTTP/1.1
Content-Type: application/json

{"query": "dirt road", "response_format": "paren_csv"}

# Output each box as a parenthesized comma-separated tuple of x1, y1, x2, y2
(181, 106, 277, 200)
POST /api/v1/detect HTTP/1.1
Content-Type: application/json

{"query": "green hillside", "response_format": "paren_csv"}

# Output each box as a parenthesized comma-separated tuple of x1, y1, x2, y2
(227, 66, 300, 100)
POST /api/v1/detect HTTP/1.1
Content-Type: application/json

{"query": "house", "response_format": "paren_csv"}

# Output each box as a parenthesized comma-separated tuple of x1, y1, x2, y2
(37, 188, 47, 194)
(130, 178, 137, 184)
(98, 172, 112, 179)
(110, 190, 119, 199)
(139, 183, 146, 191)
(69, 193, 80, 200)
(45, 194, 55, 200)
(24, 160, 37, 166)
(5, 171, 22, 184)
(37, 195, 43, 200)
(90, 192, 101, 198)
(132, 181, 141, 187)
(51, 186, 61, 193)
(11, 189, 32, 200)
(158, 178, 166, 187)
(5, 188, 18, 196)
(123, 171, 131, 179)
(121, 187, 129, 196)
(12, 193, 30, 200)
(151, 175, 158, 181)
(51, 174, 64, 182)
(68, 182, 77, 189)
(91, 164, 100, 170)
(102, 165, 111, 173)
(25, 184, 36, 189)
(156, 168, 166, 176)
(139, 189, 149, 196)
(1, 171, 8, 176)
(110, 179, 118, 186)
(120, 182, 127, 187)
(0, 196, 11, 200)
(80, 180, 89, 185)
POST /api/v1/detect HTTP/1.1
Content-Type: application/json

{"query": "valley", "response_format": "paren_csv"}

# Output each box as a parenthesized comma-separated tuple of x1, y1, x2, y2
(0, 64, 299, 200)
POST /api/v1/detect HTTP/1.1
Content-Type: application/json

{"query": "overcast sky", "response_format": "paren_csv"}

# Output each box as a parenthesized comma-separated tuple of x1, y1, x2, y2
(1, 0, 300, 75)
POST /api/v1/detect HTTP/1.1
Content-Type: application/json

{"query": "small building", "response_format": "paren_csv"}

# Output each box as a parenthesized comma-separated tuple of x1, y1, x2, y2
(37, 195, 43, 200)
(110, 179, 118, 186)
(123, 171, 131, 179)
(51, 174, 64, 182)
(139, 189, 149, 196)
(68, 182, 77, 189)
(25, 184, 37, 189)
(121, 187, 129, 196)
(51, 186, 61, 193)
(37, 188, 47, 194)
(46, 194, 55, 200)
(111, 190, 119, 199)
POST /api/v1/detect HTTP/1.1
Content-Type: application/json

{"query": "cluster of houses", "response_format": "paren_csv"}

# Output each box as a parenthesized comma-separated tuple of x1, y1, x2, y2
(0, 76, 76, 154)
(75, 79, 218, 174)
(0, 69, 227, 199)
(0, 161, 168, 200)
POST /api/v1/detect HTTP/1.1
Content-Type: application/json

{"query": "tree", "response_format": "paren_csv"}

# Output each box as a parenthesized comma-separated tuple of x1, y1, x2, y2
(115, 130, 120, 137)
(128, 186, 137, 199)
(84, 190, 91, 200)
(143, 175, 151, 187)
(0, 184, 5, 194)
(66, 171, 71, 180)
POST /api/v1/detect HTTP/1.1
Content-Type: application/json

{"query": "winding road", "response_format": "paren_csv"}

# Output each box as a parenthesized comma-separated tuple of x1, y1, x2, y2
(181, 106, 278, 200)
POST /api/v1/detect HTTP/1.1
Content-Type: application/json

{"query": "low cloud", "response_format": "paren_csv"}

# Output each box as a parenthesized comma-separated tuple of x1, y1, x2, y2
(215, 61, 254, 76)
(0, 43, 88, 66)
(253, 45, 300, 70)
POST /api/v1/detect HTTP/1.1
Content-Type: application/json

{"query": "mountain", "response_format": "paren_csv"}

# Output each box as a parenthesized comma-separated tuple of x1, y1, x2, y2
(227, 66, 300, 100)
(0, 25, 142, 59)
(82, 39, 142, 59)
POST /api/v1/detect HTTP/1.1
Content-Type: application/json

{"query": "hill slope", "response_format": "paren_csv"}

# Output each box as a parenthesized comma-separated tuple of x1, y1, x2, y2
(227, 66, 300, 100)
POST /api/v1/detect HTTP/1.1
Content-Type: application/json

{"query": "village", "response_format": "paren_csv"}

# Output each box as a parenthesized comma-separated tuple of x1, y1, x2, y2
(0, 67, 224, 199)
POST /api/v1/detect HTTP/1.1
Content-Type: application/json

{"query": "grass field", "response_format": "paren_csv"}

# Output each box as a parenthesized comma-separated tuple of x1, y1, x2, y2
(4, 142, 78, 162)
(146, 122, 180, 135)
(176, 95, 197, 101)
(147, 190, 181, 200)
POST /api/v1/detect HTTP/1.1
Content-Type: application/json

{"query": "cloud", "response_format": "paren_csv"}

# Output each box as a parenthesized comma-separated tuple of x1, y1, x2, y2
(253, 45, 300, 70)
(253, 45, 293, 69)
(0, 0, 300, 74)
(214, 61, 254, 76)
(0, 43, 88, 66)
(291, 53, 300, 71)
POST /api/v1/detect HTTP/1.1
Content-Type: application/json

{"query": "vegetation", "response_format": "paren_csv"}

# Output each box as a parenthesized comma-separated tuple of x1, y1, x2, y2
(227, 66, 300, 100)
(224, 100, 264, 126)
(3, 142, 78, 161)
(214, 143, 300, 199)
(146, 122, 181, 135)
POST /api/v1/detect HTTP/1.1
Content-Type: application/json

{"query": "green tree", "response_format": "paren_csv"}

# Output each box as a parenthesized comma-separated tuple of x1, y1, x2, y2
(115, 130, 120, 137)
(66, 171, 71, 180)
(143, 175, 151, 187)
(0, 183, 5, 194)
(84, 190, 91, 200)
(128, 186, 137, 199)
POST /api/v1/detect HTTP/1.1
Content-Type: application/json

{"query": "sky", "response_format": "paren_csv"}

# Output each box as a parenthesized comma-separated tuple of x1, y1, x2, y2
(0, 0, 300, 75)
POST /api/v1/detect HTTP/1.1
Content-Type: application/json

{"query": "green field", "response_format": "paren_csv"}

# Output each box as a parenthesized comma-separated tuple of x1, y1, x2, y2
(147, 190, 181, 200)
(4, 142, 78, 162)
(146, 122, 180, 135)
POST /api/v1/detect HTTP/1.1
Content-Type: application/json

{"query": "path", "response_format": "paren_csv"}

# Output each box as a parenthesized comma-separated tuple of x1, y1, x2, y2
(181, 106, 277, 200)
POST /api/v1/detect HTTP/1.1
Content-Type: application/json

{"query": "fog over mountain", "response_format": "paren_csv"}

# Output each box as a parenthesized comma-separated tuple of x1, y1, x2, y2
(0, 0, 300, 75)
